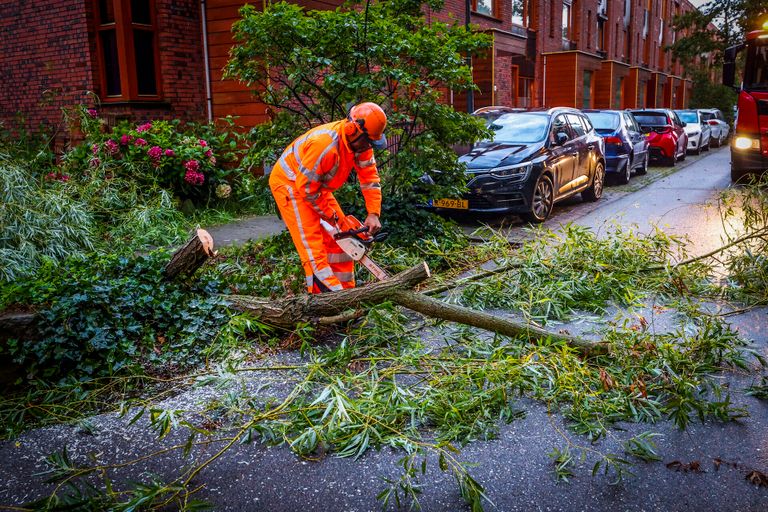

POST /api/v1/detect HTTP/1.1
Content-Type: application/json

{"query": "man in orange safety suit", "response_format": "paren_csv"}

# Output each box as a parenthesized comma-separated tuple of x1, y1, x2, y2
(269, 102, 387, 293)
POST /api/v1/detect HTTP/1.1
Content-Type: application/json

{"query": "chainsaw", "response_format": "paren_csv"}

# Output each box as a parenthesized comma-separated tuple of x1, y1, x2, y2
(319, 215, 390, 281)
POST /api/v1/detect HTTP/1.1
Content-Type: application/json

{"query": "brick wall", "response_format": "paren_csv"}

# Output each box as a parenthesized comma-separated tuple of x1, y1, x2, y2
(0, 1, 94, 134)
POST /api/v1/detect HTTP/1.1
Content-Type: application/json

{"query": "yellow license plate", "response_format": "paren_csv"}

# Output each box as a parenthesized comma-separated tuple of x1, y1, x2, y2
(433, 198, 468, 209)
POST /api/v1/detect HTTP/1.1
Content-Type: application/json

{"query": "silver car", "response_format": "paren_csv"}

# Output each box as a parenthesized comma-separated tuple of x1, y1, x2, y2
(698, 108, 730, 147)
(675, 109, 711, 155)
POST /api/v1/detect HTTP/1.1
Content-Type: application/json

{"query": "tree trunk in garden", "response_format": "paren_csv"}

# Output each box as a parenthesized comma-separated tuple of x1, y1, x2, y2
(227, 262, 606, 356)
(164, 229, 216, 280)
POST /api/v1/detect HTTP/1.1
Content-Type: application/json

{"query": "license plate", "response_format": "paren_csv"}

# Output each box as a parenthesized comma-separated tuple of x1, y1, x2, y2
(432, 198, 468, 209)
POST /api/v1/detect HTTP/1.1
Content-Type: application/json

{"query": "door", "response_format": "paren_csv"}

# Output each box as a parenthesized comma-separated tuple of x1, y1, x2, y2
(548, 114, 577, 194)
(565, 113, 591, 189)
(670, 110, 686, 158)
(624, 112, 646, 167)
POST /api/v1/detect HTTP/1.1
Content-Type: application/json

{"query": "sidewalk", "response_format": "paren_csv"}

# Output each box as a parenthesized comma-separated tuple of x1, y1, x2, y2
(206, 215, 285, 247)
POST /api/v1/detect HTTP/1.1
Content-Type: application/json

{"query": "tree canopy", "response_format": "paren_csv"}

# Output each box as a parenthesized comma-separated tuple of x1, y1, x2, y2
(224, 0, 492, 241)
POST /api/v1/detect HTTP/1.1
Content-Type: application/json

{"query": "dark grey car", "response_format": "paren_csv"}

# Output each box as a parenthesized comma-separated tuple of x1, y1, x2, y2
(435, 107, 607, 223)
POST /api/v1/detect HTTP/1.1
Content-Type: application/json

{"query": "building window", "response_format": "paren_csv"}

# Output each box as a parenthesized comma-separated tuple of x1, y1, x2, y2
(597, 18, 605, 51)
(624, 0, 631, 26)
(642, 10, 649, 39)
(614, 76, 624, 108)
(472, 0, 495, 17)
(583, 71, 593, 109)
(516, 76, 533, 107)
(511, 0, 525, 26)
(587, 10, 592, 49)
(95, 0, 161, 101)
(562, 1, 572, 40)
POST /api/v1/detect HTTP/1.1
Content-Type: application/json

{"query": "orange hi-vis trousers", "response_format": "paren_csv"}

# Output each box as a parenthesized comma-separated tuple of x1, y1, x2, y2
(270, 182, 355, 293)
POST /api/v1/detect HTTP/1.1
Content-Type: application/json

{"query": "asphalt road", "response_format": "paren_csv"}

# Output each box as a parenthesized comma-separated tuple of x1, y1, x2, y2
(1, 147, 767, 511)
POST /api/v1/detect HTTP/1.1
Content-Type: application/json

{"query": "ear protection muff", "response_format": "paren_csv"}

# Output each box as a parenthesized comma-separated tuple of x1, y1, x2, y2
(344, 117, 365, 138)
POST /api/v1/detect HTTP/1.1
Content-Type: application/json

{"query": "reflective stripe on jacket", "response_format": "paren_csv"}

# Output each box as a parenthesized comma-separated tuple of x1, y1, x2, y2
(269, 120, 382, 219)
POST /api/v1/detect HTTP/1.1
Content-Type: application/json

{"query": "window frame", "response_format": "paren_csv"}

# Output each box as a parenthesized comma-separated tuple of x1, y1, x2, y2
(94, 0, 163, 102)
(562, 1, 573, 42)
(472, 0, 497, 18)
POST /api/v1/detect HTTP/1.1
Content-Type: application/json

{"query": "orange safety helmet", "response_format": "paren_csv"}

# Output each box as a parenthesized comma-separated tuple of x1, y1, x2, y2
(348, 102, 388, 149)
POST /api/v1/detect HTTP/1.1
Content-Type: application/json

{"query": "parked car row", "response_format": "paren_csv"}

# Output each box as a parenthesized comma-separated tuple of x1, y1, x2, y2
(430, 106, 730, 223)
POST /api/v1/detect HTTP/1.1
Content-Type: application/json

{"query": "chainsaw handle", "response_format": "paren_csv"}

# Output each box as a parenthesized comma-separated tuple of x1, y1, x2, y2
(333, 226, 369, 240)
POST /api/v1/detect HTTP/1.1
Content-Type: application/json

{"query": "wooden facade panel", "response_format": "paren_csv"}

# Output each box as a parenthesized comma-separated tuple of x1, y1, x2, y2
(544, 54, 576, 108)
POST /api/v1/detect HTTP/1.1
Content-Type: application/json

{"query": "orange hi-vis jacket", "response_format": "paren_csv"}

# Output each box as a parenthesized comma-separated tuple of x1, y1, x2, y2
(270, 119, 382, 219)
(269, 119, 382, 293)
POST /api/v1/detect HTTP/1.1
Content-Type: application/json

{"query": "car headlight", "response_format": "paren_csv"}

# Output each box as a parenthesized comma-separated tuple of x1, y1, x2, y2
(489, 162, 532, 179)
(734, 136, 760, 150)
(689, 131, 700, 137)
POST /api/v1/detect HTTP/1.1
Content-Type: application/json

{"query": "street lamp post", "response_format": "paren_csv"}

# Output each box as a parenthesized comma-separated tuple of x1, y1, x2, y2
(465, 0, 474, 113)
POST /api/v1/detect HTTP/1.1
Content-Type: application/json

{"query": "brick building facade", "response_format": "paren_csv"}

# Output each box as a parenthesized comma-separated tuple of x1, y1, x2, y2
(0, 0, 699, 137)
(0, 0, 207, 136)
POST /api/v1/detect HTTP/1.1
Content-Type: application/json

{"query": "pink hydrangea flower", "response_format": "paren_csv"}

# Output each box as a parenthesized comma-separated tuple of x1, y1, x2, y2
(199, 139, 208, 147)
(184, 159, 200, 173)
(45, 172, 57, 181)
(136, 122, 152, 133)
(104, 139, 119, 156)
(91, 144, 100, 155)
(184, 170, 205, 186)
(60, 174, 70, 182)
(120, 134, 133, 145)
(165, 149, 175, 157)
(135, 138, 147, 147)
(90, 157, 101, 167)
(147, 146, 163, 159)
(87, 109, 98, 117)
(204, 149, 212, 157)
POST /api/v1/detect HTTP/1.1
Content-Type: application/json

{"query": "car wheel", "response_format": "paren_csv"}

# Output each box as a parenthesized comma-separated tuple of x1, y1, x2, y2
(521, 173, 554, 223)
(636, 152, 649, 175)
(666, 153, 676, 166)
(582, 161, 605, 202)
(712, 134, 720, 148)
(693, 137, 701, 155)
(617, 159, 631, 185)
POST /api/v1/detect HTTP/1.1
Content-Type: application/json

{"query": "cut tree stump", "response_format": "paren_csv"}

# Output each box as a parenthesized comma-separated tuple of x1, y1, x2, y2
(164, 229, 217, 280)
(228, 262, 607, 356)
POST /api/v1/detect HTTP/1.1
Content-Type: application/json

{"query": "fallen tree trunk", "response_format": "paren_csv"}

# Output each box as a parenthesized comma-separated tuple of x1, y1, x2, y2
(229, 262, 432, 328)
(228, 262, 606, 356)
(164, 229, 216, 280)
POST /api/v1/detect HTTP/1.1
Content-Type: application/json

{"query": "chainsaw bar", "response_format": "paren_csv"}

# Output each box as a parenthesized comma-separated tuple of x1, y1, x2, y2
(320, 218, 390, 281)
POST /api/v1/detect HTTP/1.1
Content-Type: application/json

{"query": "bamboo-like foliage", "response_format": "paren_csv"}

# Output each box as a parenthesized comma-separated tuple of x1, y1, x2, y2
(0, 154, 93, 282)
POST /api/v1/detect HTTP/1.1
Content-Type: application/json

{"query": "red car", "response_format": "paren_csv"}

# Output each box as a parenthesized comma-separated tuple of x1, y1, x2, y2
(630, 109, 689, 166)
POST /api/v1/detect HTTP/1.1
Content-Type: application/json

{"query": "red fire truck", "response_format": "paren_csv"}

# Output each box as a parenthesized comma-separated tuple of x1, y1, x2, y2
(724, 21, 768, 182)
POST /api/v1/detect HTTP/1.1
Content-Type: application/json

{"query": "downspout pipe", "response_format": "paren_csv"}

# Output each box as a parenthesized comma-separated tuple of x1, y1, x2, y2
(201, 0, 213, 122)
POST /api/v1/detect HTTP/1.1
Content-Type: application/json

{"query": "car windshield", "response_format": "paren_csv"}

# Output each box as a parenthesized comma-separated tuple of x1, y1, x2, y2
(585, 112, 619, 130)
(486, 114, 548, 143)
(632, 112, 668, 126)
(677, 111, 699, 124)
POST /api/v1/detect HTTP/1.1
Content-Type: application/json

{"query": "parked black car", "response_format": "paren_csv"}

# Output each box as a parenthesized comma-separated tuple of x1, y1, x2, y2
(584, 109, 649, 184)
(433, 107, 606, 223)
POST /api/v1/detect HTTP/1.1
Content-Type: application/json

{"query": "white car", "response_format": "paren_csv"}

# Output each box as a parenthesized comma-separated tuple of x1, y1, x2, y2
(675, 109, 711, 155)
(698, 108, 730, 147)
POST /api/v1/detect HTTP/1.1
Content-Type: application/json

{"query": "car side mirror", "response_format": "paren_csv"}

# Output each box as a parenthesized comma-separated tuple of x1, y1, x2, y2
(556, 132, 569, 146)
(681, 122, 687, 127)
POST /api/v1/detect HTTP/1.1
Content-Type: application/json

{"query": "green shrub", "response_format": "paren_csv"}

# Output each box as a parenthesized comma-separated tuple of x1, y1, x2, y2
(1, 251, 230, 381)
(61, 106, 247, 203)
